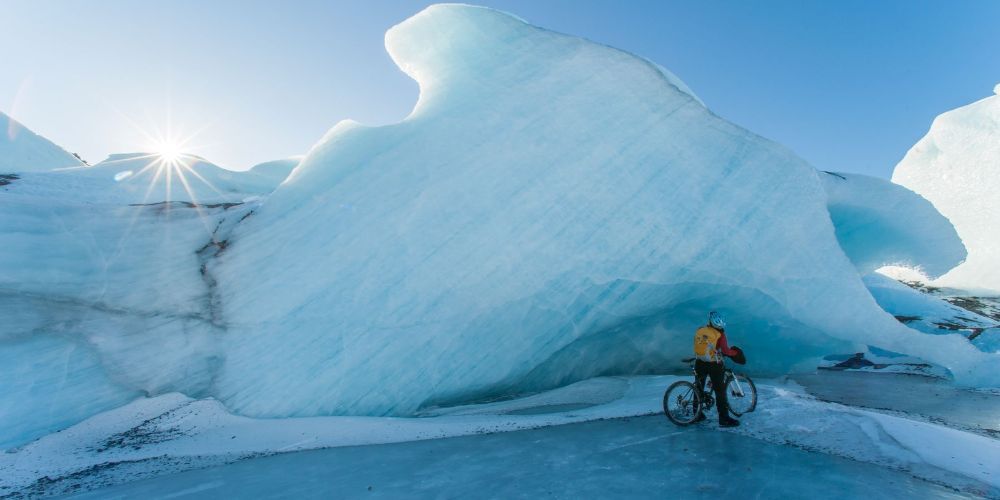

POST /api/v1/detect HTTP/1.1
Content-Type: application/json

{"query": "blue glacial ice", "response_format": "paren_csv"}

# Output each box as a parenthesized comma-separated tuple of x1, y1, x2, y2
(819, 171, 965, 277)
(1, 4, 998, 451)
(0, 155, 284, 447)
(210, 4, 996, 419)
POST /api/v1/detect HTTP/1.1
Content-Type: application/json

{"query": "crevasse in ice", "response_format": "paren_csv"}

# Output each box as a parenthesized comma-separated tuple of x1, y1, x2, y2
(210, 5, 996, 418)
(892, 86, 1000, 293)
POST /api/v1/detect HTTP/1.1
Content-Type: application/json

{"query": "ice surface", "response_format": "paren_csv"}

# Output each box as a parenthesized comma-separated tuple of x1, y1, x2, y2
(3, 376, 996, 497)
(820, 171, 965, 277)
(892, 86, 1000, 292)
(61, 419, 984, 499)
(0, 112, 85, 172)
(212, 4, 996, 420)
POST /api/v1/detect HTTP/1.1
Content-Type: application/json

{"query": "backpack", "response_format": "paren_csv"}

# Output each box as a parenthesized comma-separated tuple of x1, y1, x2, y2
(693, 326, 722, 362)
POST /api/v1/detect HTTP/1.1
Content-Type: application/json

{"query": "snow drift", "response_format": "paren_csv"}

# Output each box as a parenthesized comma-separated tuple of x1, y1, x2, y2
(892, 85, 1000, 292)
(0, 112, 84, 172)
(211, 5, 995, 419)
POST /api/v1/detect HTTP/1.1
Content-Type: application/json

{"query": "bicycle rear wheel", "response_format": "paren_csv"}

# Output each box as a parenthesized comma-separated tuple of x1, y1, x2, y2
(663, 381, 702, 425)
(725, 373, 757, 417)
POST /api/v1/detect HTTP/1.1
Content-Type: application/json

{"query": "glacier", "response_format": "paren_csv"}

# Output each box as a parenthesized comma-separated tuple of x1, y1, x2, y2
(210, 4, 995, 419)
(2, 3, 998, 452)
(892, 85, 1000, 293)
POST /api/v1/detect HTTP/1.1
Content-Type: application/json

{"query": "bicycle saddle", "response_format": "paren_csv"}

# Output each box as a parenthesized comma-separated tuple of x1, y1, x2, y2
(681, 357, 696, 363)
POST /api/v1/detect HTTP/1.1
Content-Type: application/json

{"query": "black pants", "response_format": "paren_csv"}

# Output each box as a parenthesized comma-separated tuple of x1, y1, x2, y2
(694, 359, 731, 422)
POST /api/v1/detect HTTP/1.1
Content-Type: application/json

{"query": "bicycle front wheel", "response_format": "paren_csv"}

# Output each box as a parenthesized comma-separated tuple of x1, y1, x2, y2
(726, 373, 757, 417)
(663, 381, 702, 426)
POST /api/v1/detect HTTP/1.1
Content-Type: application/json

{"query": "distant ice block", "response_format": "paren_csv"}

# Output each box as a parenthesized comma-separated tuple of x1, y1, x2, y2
(892, 87, 1000, 293)
(0, 112, 85, 172)
(75, 152, 284, 204)
(212, 5, 998, 419)
(247, 157, 300, 187)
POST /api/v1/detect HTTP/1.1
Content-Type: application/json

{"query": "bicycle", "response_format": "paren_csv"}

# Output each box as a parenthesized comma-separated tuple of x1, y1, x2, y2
(663, 357, 757, 426)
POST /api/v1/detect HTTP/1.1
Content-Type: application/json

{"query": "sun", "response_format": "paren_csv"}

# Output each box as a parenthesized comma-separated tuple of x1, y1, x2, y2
(153, 140, 184, 163)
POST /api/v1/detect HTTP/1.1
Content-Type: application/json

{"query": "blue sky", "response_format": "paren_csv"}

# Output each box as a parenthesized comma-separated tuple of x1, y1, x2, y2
(2, 0, 998, 176)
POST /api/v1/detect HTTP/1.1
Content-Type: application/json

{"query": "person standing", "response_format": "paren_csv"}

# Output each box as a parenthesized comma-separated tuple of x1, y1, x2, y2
(693, 311, 741, 427)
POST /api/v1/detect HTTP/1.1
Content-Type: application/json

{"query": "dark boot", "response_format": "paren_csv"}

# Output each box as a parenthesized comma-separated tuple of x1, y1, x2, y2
(716, 389, 739, 427)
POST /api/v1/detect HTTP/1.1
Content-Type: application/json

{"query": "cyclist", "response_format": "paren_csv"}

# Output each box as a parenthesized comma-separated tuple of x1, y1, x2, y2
(693, 311, 741, 427)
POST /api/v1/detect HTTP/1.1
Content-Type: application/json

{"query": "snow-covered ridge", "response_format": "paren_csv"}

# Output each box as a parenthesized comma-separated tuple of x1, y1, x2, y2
(893, 85, 1000, 293)
(0, 111, 84, 172)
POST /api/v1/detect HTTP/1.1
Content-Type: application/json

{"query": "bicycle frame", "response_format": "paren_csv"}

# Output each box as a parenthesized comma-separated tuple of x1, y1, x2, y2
(692, 361, 747, 398)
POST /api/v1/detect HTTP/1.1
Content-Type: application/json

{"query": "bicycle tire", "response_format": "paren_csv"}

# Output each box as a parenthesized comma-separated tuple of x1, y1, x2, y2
(663, 380, 703, 426)
(725, 373, 757, 417)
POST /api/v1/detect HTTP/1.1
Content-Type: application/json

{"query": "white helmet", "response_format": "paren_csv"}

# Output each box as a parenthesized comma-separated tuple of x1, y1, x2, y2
(708, 311, 726, 330)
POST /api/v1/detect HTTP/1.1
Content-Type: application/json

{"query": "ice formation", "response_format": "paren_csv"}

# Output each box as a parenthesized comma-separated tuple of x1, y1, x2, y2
(0, 153, 271, 448)
(0, 112, 85, 172)
(892, 86, 1000, 292)
(819, 171, 965, 276)
(2, 4, 997, 450)
(211, 5, 995, 419)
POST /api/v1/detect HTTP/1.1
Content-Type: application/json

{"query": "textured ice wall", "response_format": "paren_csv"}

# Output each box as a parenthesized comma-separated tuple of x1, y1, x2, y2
(213, 5, 996, 419)
(819, 171, 965, 276)
(0, 112, 84, 172)
(893, 86, 1000, 292)
(0, 158, 267, 448)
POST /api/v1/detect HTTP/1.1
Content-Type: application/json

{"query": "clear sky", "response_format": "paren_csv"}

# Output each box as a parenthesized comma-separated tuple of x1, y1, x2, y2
(3, 0, 998, 176)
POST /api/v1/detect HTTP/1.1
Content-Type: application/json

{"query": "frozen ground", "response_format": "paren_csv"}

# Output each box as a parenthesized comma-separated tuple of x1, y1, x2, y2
(793, 371, 1000, 436)
(2, 374, 997, 498)
(63, 416, 978, 500)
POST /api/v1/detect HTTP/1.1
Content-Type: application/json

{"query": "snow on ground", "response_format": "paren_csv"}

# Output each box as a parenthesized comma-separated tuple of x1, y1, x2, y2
(2, 375, 997, 497)
(892, 84, 1000, 293)
(62, 416, 982, 499)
